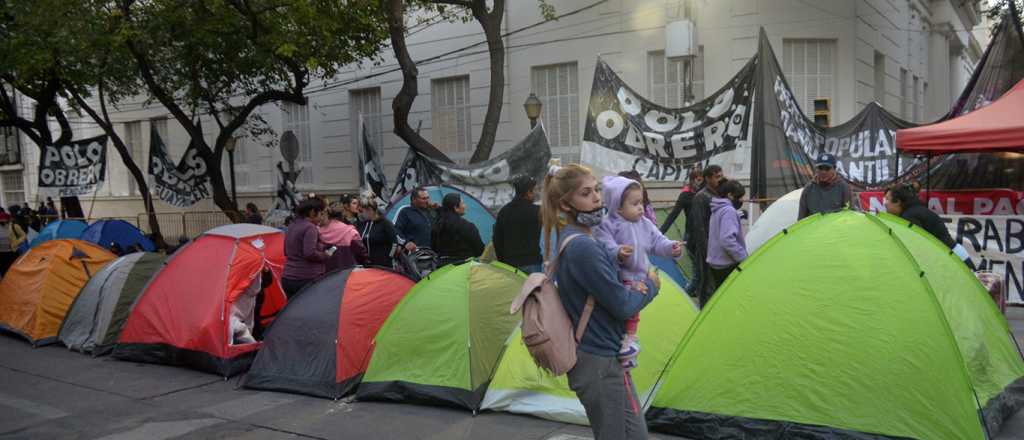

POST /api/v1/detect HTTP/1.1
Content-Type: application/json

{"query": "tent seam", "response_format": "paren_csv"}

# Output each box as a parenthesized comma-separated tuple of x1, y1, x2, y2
(864, 213, 990, 439)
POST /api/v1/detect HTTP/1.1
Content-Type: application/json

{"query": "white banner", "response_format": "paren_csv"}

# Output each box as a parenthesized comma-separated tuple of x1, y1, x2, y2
(945, 215, 1024, 304)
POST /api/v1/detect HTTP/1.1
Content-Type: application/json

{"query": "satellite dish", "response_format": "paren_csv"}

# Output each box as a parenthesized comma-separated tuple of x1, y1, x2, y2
(280, 130, 300, 163)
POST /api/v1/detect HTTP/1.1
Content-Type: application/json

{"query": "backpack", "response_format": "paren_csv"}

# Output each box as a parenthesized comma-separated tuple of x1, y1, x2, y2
(509, 234, 595, 376)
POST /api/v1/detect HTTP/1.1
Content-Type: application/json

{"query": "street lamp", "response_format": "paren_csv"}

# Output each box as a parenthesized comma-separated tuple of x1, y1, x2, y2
(524, 93, 543, 128)
(224, 136, 239, 205)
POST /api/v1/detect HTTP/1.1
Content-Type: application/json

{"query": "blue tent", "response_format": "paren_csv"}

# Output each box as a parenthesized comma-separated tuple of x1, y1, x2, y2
(650, 255, 688, 291)
(386, 185, 495, 245)
(20, 220, 88, 253)
(81, 219, 156, 252)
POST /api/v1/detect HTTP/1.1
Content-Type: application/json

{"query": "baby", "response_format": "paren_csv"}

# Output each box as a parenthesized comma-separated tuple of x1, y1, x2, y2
(595, 175, 682, 369)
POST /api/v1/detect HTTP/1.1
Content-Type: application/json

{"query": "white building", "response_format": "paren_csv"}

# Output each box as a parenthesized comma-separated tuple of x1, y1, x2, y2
(10, 0, 986, 219)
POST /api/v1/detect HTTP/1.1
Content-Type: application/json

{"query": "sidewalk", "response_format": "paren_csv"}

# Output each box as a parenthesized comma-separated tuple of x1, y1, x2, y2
(0, 309, 1023, 439)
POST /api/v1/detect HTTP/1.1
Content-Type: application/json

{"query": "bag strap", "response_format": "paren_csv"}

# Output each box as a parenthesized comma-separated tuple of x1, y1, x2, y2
(546, 233, 595, 343)
(575, 295, 595, 343)
(545, 233, 582, 278)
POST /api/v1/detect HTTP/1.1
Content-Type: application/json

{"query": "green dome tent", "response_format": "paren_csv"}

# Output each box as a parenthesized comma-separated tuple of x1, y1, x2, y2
(480, 270, 698, 425)
(648, 211, 1024, 439)
(357, 260, 525, 410)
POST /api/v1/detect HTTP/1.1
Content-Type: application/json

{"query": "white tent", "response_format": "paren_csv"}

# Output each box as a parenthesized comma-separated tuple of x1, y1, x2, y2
(746, 188, 802, 253)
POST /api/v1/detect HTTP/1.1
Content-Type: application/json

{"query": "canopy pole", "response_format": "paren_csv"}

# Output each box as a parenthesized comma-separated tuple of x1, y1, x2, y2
(925, 153, 931, 201)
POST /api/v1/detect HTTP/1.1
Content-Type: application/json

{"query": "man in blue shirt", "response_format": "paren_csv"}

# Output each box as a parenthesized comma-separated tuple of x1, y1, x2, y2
(395, 186, 436, 251)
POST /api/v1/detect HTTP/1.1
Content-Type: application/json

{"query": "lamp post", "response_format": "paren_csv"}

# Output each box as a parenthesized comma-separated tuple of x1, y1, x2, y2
(524, 93, 543, 128)
(224, 137, 238, 205)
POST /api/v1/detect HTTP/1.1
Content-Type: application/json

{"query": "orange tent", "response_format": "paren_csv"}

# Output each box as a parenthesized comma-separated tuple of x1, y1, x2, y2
(0, 239, 116, 345)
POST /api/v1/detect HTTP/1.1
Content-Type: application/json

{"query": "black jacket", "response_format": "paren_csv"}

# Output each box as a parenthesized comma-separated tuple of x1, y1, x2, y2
(357, 218, 398, 267)
(901, 202, 956, 249)
(660, 186, 697, 234)
(686, 186, 715, 255)
(431, 211, 485, 263)
(493, 198, 542, 268)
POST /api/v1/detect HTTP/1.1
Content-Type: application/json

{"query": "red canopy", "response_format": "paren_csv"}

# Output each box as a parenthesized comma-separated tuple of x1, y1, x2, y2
(896, 79, 1024, 154)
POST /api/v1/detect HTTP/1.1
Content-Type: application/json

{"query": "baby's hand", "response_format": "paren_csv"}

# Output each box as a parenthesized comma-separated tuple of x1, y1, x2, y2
(633, 281, 649, 295)
(671, 241, 683, 257)
(618, 245, 634, 262)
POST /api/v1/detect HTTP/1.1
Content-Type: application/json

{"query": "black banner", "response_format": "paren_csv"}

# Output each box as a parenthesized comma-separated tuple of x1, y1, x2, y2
(37, 135, 107, 197)
(148, 127, 210, 207)
(916, 15, 1024, 190)
(357, 118, 389, 210)
(756, 29, 921, 192)
(581, 58, 755, 183)
(389, 123, 552, 210)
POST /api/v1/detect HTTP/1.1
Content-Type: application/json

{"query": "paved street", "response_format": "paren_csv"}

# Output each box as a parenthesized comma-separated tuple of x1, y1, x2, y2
(2, 309, 1024, 440)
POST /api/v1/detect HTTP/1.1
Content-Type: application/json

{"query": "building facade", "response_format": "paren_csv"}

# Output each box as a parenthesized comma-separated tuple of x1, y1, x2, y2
(15, 0, 984, 218)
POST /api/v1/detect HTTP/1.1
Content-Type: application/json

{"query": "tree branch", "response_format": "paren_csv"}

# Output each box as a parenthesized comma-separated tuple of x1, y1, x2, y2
(69, 83, 166, 248)
(383, 0, 452, 162)
(467, 0, 504, 163)
(126, 39, 208, 156)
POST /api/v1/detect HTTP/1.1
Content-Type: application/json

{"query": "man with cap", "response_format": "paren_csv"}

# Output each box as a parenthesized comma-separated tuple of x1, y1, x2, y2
(798, 152, 852, 220)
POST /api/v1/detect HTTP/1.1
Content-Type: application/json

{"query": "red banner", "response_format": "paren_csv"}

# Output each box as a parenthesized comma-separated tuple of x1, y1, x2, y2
(858, 189, 1024, 216)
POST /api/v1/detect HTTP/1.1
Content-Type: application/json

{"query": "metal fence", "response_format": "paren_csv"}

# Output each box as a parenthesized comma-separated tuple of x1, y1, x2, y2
(134, 211, 235, 240)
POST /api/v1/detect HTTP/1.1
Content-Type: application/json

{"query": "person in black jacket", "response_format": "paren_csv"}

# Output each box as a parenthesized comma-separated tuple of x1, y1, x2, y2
(884, 183, 956, 248)
(494, 176, 542, 273)
(431, 193, 485, 266)
(688, 165, 725, 307)
(356, 197, 399, 268)
(660, 168, 703, 234)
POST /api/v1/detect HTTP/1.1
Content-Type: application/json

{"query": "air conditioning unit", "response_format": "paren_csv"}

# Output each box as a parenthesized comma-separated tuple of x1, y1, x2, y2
(666, 20, 697, 58)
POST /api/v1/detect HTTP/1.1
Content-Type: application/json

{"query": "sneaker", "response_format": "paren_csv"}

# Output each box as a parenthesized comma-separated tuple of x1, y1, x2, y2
(621, 358, 638, 370)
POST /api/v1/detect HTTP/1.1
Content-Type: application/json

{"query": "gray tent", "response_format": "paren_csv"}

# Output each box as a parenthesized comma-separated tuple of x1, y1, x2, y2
(58, 252, 167, 355)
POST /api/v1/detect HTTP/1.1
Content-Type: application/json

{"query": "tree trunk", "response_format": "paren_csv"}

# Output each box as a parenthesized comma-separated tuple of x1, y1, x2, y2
(468, 0, 505, 164)
(205, 147, 243, 223)
(383, 0, 454, 162)
(70, 90, 168, 248)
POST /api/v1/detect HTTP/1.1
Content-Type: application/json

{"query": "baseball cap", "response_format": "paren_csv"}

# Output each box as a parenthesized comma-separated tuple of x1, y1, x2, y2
(815, 152, 837, 168)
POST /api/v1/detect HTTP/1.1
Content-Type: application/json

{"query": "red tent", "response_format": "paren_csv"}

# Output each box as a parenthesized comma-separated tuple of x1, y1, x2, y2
(896, 79, 1024, 154)
(112, 224, 287, 377)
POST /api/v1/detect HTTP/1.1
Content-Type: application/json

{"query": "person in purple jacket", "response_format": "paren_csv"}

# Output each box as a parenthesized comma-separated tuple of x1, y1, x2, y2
(594, 175, 682, 369)
(706, 180, 748, 301)
(282, 198, 334, 298)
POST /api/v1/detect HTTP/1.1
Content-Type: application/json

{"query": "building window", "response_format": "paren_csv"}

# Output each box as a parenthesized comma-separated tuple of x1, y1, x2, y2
(900, 69, 911, 119)
(782, 39, 836, 118)
(232, 136, 250, 190)
(431, 76, 473, 163)
(2, 171, 24, 207)
(350, 88, 384, 159)
(921, 81, 928, 120)
(913, 75, 921, 122)
(531, 62, 579, 164)
(0, 127, 19, 166)
(648, 47, 705, 107)
(281, 101, 312, 185)
(873, 51, 885, 106)
(125, 121, 143, 196)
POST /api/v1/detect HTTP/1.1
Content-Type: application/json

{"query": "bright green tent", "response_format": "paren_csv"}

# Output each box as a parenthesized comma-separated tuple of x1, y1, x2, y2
(357, 260, 525, 410)
(648, 211, 1024, 439)
(480, 270, 698, 425)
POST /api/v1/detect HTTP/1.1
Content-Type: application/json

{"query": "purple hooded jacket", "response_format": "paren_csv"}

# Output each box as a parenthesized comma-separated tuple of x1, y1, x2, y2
(707, 197, 748, 268)
(594, 176, 676, 282)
